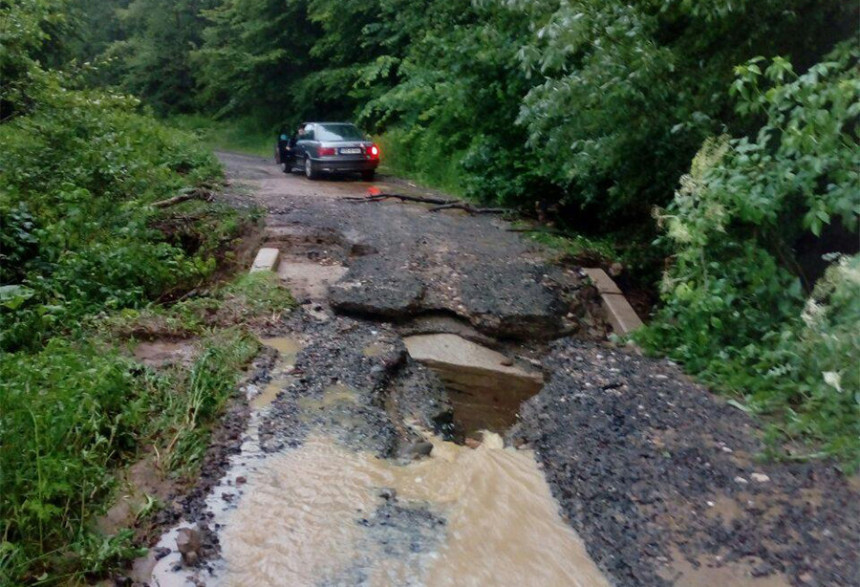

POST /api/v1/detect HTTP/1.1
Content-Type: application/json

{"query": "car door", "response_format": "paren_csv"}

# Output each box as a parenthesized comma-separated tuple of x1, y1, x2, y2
(295, 124, 316, 160)
(276, 130, 292, 165)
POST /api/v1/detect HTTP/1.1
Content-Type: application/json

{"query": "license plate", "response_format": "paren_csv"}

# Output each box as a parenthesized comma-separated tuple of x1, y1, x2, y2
(340, 148, 361, 154)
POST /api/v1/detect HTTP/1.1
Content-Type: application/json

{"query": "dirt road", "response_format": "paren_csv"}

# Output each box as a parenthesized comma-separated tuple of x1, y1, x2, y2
(141, 152, 858, 587)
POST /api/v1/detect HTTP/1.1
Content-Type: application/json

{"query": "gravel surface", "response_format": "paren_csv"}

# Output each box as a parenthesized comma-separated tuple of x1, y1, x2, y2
(510, 339, 859, 586)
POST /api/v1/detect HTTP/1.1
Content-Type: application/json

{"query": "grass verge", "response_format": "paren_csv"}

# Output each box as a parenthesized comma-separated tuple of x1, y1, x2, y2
(168, 115, 273, 158)
(0, 273, 295, 584)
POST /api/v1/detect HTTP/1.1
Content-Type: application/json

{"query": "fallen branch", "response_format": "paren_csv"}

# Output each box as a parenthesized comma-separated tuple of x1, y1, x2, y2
(506, 227, 565, 234)
(428, 203, 509, 214)
(152, 188, 215, 208)
(341, 192, 456, 205)
(342, 193, 510, 214)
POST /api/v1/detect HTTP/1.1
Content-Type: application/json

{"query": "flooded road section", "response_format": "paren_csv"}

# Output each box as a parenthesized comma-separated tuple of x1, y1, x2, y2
(148, 336, 608, 587)
(219, 432, 606, 587)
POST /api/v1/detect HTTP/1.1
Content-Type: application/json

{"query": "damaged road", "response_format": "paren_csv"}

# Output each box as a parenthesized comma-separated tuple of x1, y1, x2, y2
(136, 152, 858, 587)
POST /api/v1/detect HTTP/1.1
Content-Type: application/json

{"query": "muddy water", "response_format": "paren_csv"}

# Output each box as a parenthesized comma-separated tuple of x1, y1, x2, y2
(218, 432, 607, 587)
(149, 335, 608, 587)
(251, 337, 301, 409)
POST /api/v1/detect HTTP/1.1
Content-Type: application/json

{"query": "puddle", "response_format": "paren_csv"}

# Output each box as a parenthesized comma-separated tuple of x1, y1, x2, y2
(297, 383, 359, 411)
(251, 376, 295, 409)
(404, 334, 543, 438)
(249, 337, 302, 409)
(259, 336, 301, 358)
(216, 432, 607, 587)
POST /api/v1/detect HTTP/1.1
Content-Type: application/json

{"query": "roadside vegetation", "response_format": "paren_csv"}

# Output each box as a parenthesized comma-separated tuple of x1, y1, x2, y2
(0, 2, 293, 583)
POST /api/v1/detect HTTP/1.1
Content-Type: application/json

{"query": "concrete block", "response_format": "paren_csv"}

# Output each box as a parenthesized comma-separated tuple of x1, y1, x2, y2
(602, 293, 643, 334)
(277, 260, 347, 300)
(404, 334, 543, 395)
(582, 267, 622, 295)
(250, 248, 280, 273)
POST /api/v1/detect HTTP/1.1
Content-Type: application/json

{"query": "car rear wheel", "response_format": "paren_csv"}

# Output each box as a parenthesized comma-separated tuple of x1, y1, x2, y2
(304, 157, 319, 180)
(361, 170, 375, 181)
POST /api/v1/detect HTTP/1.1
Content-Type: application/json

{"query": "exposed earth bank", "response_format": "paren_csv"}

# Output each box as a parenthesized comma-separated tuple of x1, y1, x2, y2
(141, 152, 857, 586)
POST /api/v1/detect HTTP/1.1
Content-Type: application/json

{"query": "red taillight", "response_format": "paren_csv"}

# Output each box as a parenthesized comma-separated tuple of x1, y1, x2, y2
(369, 145, 379, 158)
(319, 147, 336, 156)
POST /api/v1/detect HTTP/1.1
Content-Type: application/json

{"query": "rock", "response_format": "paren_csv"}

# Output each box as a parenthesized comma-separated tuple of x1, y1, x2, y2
(500, 356, 514, 366)
(734, 476, 749, 485)
(153, 547, 171, 561)
(407, 441, 434, 457)
(751, 472, 770, 483)
(235, 476, 247, 485)
(752, 561, 774, 577)
(465, 437, 482, 449)
(176, 527, 202, 567)
(379, 488, 397, 500)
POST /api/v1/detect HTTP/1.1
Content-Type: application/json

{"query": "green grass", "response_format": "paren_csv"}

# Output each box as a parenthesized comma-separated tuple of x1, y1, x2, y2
(169, 114, 274, 158)
(523, 229, 618, 264)
(0, 272, 294, 585)
(376, 128, 467, 198)
(97, 272, 296, 340)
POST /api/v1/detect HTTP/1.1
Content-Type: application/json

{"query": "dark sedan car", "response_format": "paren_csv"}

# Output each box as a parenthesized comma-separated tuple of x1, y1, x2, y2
(275, 122, 380, 181)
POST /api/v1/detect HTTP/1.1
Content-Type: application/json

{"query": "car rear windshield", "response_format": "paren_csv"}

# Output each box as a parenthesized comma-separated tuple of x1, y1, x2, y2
(316, 124, 365, 141)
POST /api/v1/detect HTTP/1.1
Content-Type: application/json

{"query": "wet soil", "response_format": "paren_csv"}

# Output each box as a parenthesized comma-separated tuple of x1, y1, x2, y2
(509, 339, 859, 586)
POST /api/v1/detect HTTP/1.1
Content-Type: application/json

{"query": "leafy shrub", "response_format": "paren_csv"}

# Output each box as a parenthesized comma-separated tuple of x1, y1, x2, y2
(0, 71, 226, 351)
(638, 44, 859, 463)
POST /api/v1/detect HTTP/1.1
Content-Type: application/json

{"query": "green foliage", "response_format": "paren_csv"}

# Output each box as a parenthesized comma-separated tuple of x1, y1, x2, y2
(170, 113, 274, 157)
(514, 0, 853, 223)
(376, 127, 467, 198)
(0, 68, 227, 352)
(359, 1, 546, 206)
(105, 0, 218, 114)
(638, 45, 859, 463)
(0, 4, 279, 583)
(0, 329, 258, 584)
(192, 0, 317, 122)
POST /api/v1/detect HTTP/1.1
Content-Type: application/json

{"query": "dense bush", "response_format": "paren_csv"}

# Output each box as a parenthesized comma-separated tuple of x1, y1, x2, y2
(0, 69, 228, 351)
(1, 6, 264, 580)
(637, 44, 859, 463)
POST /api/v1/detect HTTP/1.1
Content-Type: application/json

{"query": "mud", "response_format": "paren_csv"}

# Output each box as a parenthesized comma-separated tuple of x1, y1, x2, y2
(133, 340, 198, 368)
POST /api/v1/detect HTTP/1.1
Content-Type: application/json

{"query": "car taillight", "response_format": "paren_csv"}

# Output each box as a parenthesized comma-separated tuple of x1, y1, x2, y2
(319, 147, 336, 156)
(369, 145, 379, 158)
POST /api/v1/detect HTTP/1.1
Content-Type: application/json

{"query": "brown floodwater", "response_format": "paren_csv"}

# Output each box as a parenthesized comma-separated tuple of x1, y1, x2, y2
(216, 432, 608, 587)
(149, 335, 608, 587)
